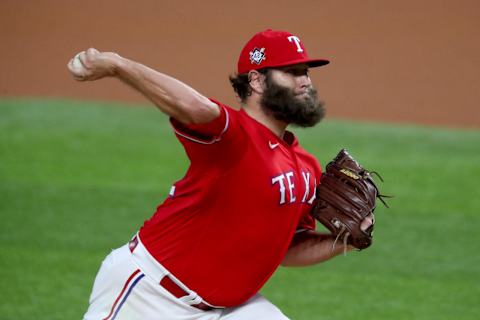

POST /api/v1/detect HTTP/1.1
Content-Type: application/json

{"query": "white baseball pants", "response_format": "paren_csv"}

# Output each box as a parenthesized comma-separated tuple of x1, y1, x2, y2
(83, 241, 289, 320)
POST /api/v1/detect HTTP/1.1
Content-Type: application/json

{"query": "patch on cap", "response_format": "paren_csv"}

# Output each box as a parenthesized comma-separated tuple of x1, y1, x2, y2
(249, 47, 266, 65)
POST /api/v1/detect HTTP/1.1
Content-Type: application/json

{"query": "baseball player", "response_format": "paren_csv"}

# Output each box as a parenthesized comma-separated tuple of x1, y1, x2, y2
(68, 29, 374, 320)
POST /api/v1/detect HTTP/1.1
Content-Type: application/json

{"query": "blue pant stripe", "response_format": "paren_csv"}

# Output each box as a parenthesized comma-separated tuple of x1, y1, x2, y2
(111, 273, 145, 320)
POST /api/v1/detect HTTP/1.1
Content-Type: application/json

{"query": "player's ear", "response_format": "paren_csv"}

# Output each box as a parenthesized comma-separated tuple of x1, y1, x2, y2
(248, 70, 265, 94)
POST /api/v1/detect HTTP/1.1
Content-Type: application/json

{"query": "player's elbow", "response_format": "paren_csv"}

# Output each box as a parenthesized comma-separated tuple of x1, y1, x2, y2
(280, 258, 294, 267)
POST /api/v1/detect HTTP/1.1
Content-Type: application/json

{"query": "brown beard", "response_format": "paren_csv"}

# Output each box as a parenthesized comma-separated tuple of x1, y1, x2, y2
(260, 72, 325, 127)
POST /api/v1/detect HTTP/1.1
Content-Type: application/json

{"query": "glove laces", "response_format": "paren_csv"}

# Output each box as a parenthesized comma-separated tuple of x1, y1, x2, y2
(331, 225, 350, 256)
(370, 170, 394, 208)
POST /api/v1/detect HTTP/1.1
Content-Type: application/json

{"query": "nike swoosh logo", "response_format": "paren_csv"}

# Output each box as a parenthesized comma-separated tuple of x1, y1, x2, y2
(269, 141, 280, 149)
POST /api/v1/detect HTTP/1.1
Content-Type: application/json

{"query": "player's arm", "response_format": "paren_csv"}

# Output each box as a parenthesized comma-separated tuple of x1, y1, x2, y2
(281, 231, 353, 267)
(67, 48, 220, 124)
(282, 213, 374, 266)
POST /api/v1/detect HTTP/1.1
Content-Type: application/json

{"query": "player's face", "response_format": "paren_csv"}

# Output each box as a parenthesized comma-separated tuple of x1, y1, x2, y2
(269, 64, 312, 95)
(260, 65, 325, 127)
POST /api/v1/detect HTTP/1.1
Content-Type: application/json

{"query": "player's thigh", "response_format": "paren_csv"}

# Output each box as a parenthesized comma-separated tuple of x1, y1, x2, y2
(220, 294, 289, 320)
(83, 245, 139, 320)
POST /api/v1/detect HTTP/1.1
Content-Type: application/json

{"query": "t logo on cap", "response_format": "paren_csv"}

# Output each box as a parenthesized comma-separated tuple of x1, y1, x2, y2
(287, 36, 304, 53)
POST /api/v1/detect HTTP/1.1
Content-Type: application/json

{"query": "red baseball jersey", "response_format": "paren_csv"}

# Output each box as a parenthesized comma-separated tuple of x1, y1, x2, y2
(139, 99, 321, 307)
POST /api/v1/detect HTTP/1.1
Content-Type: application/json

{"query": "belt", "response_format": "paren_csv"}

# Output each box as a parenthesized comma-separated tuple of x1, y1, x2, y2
(129, 236, 214, 311)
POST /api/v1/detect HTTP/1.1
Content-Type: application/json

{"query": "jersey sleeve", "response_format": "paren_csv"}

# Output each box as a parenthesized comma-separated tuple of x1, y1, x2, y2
(169, 99, 229, 144)
(296, 212, 316, 233)
(169, 99, 247, 167)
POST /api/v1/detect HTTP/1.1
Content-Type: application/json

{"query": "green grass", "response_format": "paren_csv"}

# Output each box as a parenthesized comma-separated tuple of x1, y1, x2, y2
(1, 98, 479, 319)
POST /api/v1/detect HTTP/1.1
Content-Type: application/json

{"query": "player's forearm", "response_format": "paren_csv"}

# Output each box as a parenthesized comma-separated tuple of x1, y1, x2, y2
(281, 231, 353, 267)
(112, 56, 219, 124)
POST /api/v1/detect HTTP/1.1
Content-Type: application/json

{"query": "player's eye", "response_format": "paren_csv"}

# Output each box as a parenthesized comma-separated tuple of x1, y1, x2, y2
(290, 68, 309, 77)
(300, 70, 310, 77)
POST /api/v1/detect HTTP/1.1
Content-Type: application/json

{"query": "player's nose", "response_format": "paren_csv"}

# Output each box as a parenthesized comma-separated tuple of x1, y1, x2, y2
(297, 74, 312, 90)
(295, 80, 311, 96)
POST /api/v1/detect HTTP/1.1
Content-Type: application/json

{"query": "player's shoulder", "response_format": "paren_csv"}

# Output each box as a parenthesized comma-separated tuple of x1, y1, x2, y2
(293, 141, 322, 174)
(296, 144, 318, 162)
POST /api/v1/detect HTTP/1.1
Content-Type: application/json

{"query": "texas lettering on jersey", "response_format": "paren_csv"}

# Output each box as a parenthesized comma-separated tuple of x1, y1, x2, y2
(272, 170, 316, 205)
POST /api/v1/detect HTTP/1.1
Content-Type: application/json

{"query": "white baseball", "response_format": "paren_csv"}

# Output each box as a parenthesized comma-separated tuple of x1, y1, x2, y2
(72, 53, 85, 73)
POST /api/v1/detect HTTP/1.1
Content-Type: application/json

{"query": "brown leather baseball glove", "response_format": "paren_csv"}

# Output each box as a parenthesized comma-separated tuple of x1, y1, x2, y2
(312, 149, 389, 251)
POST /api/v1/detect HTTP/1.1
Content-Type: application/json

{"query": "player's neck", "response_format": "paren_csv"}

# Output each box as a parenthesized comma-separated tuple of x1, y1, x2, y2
(242, 100, 288, 138)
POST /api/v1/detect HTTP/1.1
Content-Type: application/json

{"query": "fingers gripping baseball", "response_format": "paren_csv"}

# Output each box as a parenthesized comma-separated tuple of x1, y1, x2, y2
(67, 48, 118, 81)
(68, 48, 94, 80)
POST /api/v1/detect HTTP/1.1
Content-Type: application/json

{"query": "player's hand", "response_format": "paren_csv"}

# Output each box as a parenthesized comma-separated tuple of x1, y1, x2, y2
(67, 48, 121, 81)
(360, 213, 375, 233)
(343, 213, 374, 251)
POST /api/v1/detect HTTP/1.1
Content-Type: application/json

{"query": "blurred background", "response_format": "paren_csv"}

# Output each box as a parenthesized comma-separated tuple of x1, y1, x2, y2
(1, 1, 479, 319)
(1, 0, 479, 127)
